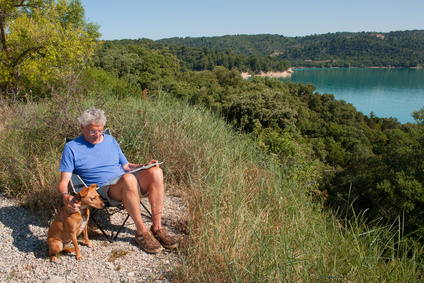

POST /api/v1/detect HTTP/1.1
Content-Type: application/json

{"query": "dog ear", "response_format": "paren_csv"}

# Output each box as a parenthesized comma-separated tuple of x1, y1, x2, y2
(79, 186, 89, 197)
(88, 184, 98, 191)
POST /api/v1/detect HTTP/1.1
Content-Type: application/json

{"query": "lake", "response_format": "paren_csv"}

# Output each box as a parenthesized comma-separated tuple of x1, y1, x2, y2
(281, 68, 424, 124)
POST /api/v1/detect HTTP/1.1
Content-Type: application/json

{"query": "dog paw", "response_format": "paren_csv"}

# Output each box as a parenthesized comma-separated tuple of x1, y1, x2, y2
(76, 255, 83, 261)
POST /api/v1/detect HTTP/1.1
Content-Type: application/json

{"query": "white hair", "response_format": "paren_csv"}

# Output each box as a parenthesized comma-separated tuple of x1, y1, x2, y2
(78, 107, 107, 126)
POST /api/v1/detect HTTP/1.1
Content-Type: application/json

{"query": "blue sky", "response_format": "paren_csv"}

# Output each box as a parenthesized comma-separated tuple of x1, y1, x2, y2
(82, 0, 424, 40)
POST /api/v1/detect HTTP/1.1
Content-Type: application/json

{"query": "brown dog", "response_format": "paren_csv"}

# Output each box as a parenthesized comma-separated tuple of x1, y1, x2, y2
(47, 184, 104, 262)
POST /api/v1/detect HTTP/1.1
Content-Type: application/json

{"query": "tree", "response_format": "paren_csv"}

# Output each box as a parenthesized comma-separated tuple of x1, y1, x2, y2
(249, 55, 261, 73)
(0, 0, 100, 99)
(412, 106, 424, 125)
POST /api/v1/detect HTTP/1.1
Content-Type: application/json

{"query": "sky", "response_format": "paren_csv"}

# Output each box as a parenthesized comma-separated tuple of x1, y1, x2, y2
(81, 0, 424, 41)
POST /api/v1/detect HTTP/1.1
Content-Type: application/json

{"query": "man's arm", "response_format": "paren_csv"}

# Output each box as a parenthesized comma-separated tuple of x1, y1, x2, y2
(58, 171, 71, 196)
(59, 171, 80, 212)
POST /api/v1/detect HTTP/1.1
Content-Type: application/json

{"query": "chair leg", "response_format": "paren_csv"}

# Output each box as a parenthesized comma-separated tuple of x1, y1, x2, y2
(90, 208, 110, 240)
(140, 200, 152, 218)
(89, 201, 153, 242)
(110, 214, 130, 241)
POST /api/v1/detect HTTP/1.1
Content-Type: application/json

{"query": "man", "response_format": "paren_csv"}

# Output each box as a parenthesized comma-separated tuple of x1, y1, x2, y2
(58, 107, 176, 254)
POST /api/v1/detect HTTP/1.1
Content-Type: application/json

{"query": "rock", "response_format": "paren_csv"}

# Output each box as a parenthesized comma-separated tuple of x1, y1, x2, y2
(44, 275, 66, 283)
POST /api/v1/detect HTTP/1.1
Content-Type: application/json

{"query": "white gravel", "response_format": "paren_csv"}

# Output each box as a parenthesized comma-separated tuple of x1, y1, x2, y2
(0, 193, 186, 283)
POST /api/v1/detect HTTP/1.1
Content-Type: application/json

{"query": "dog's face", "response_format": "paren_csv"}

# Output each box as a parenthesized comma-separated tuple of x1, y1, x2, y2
(79, 184, 105, 209)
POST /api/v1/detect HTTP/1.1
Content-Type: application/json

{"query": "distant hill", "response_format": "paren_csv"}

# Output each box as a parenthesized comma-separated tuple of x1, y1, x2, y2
(157, 30, 424, 68)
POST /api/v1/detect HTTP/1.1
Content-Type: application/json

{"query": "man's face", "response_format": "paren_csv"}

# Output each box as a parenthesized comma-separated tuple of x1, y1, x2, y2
(81, 123, 104, 144)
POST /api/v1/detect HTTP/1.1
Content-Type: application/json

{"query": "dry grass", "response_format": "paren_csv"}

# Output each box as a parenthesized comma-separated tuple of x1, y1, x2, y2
(108, 249, 128, 262)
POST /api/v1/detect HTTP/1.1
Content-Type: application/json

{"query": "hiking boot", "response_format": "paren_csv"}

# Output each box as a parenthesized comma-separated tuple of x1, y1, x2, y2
(135, 231, 163, 254)
(151, 227, 178, 249)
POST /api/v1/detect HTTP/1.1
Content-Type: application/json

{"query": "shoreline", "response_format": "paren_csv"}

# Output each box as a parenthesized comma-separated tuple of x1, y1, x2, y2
(241, 68, 294, 79)
(241, 66, 422, 80)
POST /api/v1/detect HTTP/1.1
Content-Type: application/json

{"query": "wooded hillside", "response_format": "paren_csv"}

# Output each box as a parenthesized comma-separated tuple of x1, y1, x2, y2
(157, 30, 424, 68)
(92, 38, 424, 242)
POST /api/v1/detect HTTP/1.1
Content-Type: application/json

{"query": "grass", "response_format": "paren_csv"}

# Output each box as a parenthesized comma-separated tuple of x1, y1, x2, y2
(108, 249, 128, 262)
(0, 92, 422, 281)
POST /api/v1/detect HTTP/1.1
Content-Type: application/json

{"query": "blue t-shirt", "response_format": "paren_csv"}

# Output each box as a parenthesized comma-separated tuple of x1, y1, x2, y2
(59, 135, 128, 186)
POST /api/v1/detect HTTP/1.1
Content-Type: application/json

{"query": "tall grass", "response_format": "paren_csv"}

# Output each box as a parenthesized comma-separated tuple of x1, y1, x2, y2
(0, 92, 422, 281)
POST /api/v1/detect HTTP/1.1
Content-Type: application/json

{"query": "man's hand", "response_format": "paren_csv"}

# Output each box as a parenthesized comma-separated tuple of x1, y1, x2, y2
(147, 159, 160, 167)
(62, 193, 80, 213)
(58, 172, 78, 212)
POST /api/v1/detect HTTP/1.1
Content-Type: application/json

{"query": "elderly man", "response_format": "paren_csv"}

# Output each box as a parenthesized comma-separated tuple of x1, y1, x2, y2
(58, 107, 176, 254)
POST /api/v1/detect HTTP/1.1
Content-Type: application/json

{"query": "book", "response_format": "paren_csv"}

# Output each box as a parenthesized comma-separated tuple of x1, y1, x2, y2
(127, 162, 163, 174)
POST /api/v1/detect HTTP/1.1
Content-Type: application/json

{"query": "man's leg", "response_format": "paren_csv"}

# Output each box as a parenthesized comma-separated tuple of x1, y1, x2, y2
(107, 173, 149, 235)
(108, 167, 176, 250)
(138, 166, 164, 233)
(107, 172, 164, 253)
(138, 167, 178, 249)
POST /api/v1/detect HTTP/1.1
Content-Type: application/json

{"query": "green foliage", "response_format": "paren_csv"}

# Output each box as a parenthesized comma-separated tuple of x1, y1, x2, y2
(226, 89, 297, 132)
(157, 31, 424, 68)
(0, 0, 100, 99)
(412, 106, 424, 125)
(105, 38, 292, 74)
(83, 67, 140, 99)
(158, 34, 297, 57)
(254, 127, 323, 189)
(93, 41, 180, 91)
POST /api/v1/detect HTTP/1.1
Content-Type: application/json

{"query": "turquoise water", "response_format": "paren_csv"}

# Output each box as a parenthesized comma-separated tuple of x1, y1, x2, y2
(281, 68, 424, 124)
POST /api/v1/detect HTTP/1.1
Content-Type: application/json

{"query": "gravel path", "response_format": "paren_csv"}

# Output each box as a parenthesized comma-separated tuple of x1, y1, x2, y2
(0, 192, 186, 283)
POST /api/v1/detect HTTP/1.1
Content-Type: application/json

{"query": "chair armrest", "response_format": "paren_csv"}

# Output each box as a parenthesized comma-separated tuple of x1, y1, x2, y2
(69, 173, 87, 194)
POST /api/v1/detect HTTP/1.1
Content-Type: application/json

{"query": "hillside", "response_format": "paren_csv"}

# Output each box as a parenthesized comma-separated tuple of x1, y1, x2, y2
(90, 41, 424, 243)
(157, 30, 424, 68)
(1, 95, 422, 281)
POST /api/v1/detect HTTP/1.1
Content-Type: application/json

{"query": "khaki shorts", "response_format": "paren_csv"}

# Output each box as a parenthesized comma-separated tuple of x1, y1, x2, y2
(97, 170, 147, 206)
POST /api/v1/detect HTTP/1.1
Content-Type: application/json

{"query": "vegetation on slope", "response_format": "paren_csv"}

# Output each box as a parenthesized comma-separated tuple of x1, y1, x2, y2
(1, 91, 422, 281)
(100, 38, 291, 74)
(158, 30, 424, 68)
(91, 40, 424, 242)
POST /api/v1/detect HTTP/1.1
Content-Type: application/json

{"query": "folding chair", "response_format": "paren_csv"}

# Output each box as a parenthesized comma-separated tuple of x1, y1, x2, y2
(65, 128, 152, 241)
